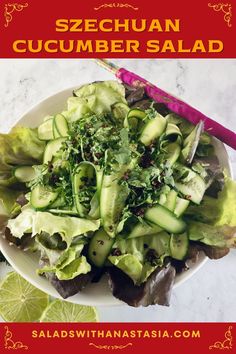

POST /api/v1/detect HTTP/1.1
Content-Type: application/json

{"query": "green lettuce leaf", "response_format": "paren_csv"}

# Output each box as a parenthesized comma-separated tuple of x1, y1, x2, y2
(38, 243, 91, 280)
(109, 232, 170, 284)
(7, 206, 35, 237)
(188, 221, 236, 248)
(215, 177, 236, 227)
(65, 97, 92, 121)
(67, 81, 126, 121)
(0, 186, 21, 216)
(0, 127, 45, 186)
(54, 256, 91, 280)
(7, 207, 100, 245)
(0, 126, 45, 169)
(186, 177, 236, 226)
(114, 232, 170, 262)
(108, 254, 156, 285)
(109, 254, 143, 284)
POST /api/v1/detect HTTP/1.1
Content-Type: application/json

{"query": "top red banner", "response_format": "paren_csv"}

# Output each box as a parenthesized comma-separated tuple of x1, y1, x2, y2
(0, 0, 235, 58)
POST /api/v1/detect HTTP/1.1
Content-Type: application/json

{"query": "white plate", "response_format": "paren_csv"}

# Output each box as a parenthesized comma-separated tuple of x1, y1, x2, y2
(0, 86, 232, 306)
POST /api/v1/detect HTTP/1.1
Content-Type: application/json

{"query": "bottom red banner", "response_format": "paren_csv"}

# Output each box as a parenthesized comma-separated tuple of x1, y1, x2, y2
(0, 323, 234, 354)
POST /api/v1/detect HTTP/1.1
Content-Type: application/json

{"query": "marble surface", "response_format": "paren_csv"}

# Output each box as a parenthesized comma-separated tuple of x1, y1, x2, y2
(0, 59, 236, 322)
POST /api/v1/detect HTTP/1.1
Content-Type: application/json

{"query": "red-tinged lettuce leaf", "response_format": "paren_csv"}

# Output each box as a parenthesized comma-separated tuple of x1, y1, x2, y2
(188, 221, 236, 248)
(131, 99, 152, 110)
(193, 155, 224, 197)
(108, 262, 176, 307)
(197, 243, 229, 259)
(153, 102, 170, 117)
(188, 241, 229, 260)
(45, 271, 94, 299)
(4, 227, 34, 250)
(171, 242, 229, 274)
(126, 87, 146, 106)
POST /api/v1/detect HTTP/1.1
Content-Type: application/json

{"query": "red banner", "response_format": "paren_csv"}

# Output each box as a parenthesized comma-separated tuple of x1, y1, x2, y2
(0, 323, 234, 353)
(0, 0, 235, 58)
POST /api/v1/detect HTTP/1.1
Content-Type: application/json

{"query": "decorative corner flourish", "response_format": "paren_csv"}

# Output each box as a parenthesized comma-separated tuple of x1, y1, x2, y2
(4, 2, 28, 27)
(4, 326, 28, 350)
(89, 343, 133, 350)
(209, 326, 233, 350)
(208, 3, 232, 27)
(94, 3, 138, 10)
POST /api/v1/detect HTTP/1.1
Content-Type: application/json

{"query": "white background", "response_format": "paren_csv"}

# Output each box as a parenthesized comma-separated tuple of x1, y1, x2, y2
(0, 59, 236, 322)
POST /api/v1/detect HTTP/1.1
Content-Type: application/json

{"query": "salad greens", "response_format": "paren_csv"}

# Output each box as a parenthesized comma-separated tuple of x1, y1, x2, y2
(1, 80, 236, 307)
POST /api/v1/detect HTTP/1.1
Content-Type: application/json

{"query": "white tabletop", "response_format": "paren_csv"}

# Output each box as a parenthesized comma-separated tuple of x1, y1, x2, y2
(0, 59, 236, 322)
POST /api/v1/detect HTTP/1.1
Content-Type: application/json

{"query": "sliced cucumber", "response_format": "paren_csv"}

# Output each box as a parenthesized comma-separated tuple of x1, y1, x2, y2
(175, 174, 206, 205)
(38, 119, 54, 141)
(140, 113, 167, 146)
(163, 189, 177, 212)
(72, 162, 95, 217)
(30, 185, 58, 210)
(111, 102, 129, 121)
(124, 108, 146, 130)
(164, 142, 181, 166)
(174, 197, 190, 217)
(100, 172, 129, 237)
(14, 166, 36, 183)
(96, 168, 103, 197)
(53, 119, 61, 138)
(53, 114, 69, 138)
(49, 195, 66, 208)
(165, 123, 182, 143)
(144, 204, 186, 234)
(43, 115, 53, 122)
(43, 138, 66, 164)
(170, 233, 189, 260)
(49, 208, 79, 216)
(127, 222, 162, 239)
(88, 228, 115, 267)
(181, 121, 204, 164)
(128, 109, 147, 120)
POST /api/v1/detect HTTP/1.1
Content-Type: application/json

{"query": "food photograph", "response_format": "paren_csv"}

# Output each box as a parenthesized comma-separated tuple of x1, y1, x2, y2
(0, 59, 235, 323)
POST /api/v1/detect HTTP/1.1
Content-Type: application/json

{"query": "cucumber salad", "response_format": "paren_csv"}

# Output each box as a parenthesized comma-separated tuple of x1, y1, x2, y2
(1, 81, 236, 307)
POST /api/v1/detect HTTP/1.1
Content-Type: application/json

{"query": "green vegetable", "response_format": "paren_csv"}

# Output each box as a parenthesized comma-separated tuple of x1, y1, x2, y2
(88, 228, 115, 267)
(145, 205, 186, 234)
(188, 222, 236, 248)
(38, 246, 91, 281)
(100, 166, 131, 237)
(126, 221, 162, 239)
(38, 118, 54, 140)
(170, 233, 189, 260)
(109, 254, 143, 284)
(181, 121, 204, 164)
(72, 162, 96, 217)
(53, 114, 69, 138)
(162, 189, 177, 212)
(162, 142, 181, 166)
(30, 185, 59, 210)
(109, 232, 170, 284)
(43, 137, 66, 164)
(14, 166, 37, 183)
(7, 207, 100, 246)
(0, 127, 45, 186)
(124, 108, 146, 130)
(0, 186, 21, 216)
(174, 164, 206, 205)
(140, 113, 167, 146)
(111, 102, 129, 122)
(73, 81, 126, 116)
(174, 197, 190, 217)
